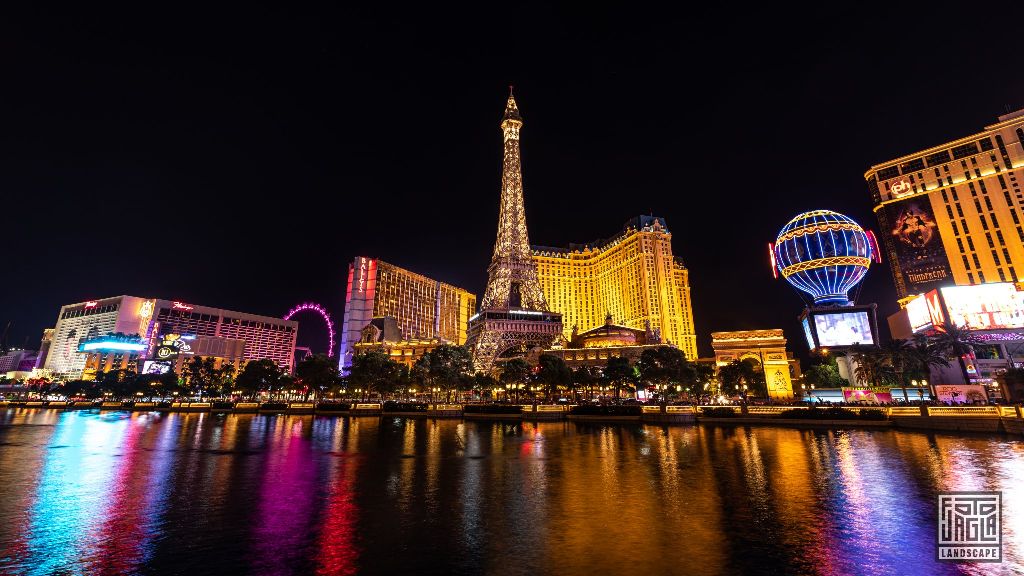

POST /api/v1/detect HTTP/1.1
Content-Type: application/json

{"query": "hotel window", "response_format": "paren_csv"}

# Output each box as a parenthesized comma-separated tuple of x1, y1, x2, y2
(969, 182, 978, 196)
(973, 254, 982, 268)
(974, 199, 982, 212)
(963, 255, 972, 269)
(979, 138, 994, 151)
(967, 237, 976, 251)
(978, 270, 987, 283)
(957, 238, 965, 253)
(926, 150, 952, 166)
(1004, 248, 1012, 263)
(991, 213, 1000, 227)
(952, 221, 960, 235)
(985, 197, 994, 211)
(999, 269, 1008, 282)
(956, 204, 964, 217)
(981, 215, 989, 230)
(993, 250, 1001, 265)
(941, 190, 949, 202)
(997, 230, 1006, 245)
(968, 272, 976, 283)
(951, 188, 959, 201)
(986, 233, 995, 248)
(1013, 210, 1021, 225)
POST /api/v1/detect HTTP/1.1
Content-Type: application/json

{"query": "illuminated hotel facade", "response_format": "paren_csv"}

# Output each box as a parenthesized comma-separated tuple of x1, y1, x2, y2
(865, 108, 1024, 300)
(531, 215, 697, 361)
(339, 257, 477, 371)
(43, 296, 298, 380)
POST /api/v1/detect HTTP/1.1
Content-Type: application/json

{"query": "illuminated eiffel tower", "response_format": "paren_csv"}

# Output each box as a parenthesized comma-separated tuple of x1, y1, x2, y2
(467, 90, 562, 372)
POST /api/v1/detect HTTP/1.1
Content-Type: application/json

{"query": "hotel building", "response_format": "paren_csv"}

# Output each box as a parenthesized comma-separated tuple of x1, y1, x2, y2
(865, 109, 1024, 300)
(339, 257, 477, 371)
(42, 296, 298, 380)
(531, 215, 697, 361)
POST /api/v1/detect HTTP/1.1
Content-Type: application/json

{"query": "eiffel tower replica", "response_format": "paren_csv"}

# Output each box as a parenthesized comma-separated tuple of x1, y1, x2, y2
(467, 90, 562, 372)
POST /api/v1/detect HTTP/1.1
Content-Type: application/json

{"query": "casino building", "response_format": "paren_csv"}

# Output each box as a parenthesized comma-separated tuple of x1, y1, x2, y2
(42, 296, 298, 380)
(339, 257, 477, 371)
(865, 108, 1024, 300)
(531, 216, 697, 361)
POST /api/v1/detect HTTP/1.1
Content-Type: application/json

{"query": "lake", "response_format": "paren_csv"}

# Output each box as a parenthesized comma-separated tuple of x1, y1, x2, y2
(0, 409, 1022, 575)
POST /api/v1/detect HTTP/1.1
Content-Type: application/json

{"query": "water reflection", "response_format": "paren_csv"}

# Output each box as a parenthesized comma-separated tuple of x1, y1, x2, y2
(0, 409, 1021, 575)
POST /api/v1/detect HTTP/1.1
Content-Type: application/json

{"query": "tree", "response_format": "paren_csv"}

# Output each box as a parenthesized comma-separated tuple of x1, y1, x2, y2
(907, 335, 950, 400)
(424, 345, 474, 402)
(183, 356, 220, 398)
(692, 363, 717, 398)
(536, 354, 571, 402)
(571, 365, 599, 401)
(802, 364, 848, 389)
(235, 359, 282, 399)
(294, 354, 340, 401)
(718, 359, 765, 399)
(498, 358, 531, 403)
(348, 350, 404, 401)
(637, 346, 693, 402)
(603, 356, 636, 400)
(931, 321, 981, 385)
(473, 372, 497, 400)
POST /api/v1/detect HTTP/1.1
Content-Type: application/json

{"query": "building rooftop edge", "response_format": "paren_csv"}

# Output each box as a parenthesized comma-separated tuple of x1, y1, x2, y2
(863, 110, 1024, 179)
(351, 256, 476, 296)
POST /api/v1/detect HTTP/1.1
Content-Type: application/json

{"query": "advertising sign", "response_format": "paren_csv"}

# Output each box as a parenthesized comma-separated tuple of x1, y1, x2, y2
(153, 334, 192, 361)
(883, 198, 953, 294)
(934, 384, 989, 404)
(801, 317, 815, 349)
(939, 283, 1024, 330)
(906, 294, 933, 333)
(842, 387, 893, 404)
(142, 361, 171, 375)
(813, 311, 875, 346)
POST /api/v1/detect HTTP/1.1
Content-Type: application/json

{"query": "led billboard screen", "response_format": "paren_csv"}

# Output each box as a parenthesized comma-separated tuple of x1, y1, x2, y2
(801, 317, 815, 349)
(940, 283, 1024, 330)
(906, 295, 933, 333)
(813, 311, 875, 346)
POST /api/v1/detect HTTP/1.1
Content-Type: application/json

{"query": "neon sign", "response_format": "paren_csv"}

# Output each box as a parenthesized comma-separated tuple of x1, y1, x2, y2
(890, 177, 914, 198)
(84, 301, 98, 308)
(172, 301, 194, 311)
(138, 301, 154, 318)
(768, 242, 778, 279)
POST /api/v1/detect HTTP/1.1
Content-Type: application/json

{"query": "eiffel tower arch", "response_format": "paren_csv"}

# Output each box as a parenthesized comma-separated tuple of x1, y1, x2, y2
(466, 90, 563, 372)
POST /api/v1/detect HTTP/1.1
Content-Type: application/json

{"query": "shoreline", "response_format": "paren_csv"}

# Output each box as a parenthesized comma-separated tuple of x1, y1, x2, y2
(2, 401, 1022, 437)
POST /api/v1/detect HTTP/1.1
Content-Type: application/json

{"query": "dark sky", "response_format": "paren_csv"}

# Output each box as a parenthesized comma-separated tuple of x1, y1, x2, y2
(3, 5, 1023, 360)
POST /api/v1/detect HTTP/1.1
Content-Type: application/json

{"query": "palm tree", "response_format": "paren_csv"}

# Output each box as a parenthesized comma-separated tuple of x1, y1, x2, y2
(907, 335, 950, 400)
(930, 321, 981, 390)
(881, 339, 915, 402)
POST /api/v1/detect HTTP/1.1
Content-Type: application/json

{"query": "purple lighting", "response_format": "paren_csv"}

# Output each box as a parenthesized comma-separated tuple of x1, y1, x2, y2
(284, 302, 336, 357)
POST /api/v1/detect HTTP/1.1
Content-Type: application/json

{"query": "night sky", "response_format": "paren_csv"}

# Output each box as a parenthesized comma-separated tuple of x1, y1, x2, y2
(3, 6, 1024, 360)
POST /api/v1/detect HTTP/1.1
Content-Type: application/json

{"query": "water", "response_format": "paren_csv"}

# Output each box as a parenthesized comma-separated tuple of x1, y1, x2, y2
(0, 409, 1022, 575)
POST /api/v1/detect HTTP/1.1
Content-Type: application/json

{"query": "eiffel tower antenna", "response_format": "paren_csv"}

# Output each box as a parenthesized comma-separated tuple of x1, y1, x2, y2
(466, 91, 562, 372)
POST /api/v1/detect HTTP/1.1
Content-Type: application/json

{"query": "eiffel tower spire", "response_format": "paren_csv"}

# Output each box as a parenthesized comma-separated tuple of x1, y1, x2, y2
(480, 90, 549, 311)
(467, 91, 562, 372)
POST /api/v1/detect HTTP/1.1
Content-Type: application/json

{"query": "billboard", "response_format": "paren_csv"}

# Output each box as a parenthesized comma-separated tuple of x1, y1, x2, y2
(934, 384, 988, 405)
(801, 317, 815, 349)
(814, 311, 875, 346)
(883, 198, 953, 294)
(142, 361, 171, 375)
(842, 387, 893, 404)
(906, 294, 934, 333)
(939, 283, 1024, 331)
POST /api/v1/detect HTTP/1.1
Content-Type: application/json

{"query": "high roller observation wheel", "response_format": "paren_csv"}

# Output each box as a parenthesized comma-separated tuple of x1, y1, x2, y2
(283, 302, 336, 357)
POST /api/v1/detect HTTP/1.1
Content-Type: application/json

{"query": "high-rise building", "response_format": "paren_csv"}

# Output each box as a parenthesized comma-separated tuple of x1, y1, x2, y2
(532, 215, 698, 361)
(42, 296, 298, 379)
(466, 91, 563, 371)
(865, 108, 1024, 300)
(339, 257, 477, 371)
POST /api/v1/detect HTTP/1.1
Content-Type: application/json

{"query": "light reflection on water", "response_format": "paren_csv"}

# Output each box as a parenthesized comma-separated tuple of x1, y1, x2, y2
(0, 409, 1021, 575)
